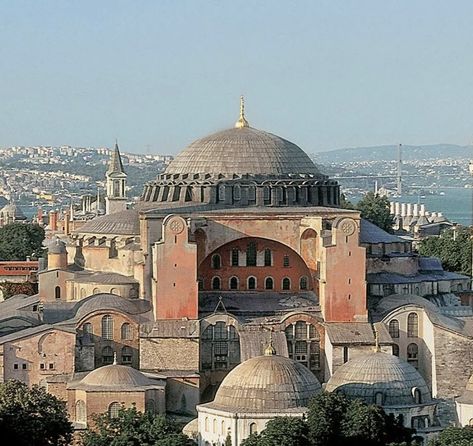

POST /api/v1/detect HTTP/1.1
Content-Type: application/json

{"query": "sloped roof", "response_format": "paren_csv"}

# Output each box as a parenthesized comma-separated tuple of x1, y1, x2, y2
(360, 219, 406, 244)
(75, 209, 139, 235)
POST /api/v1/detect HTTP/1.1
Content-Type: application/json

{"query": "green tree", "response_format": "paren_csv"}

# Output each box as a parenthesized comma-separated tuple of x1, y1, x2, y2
(0, 223, 45, 260)
(306, 392, 349, 446)
(428, 426, 473, 446)
(0, 380, 72, 446)
(418, 227, 472, 276)
(307, 392, 414, 446)
(241, 417, 309, 446)
(356, 192, 394, 233)
(81, 406, 193, 446)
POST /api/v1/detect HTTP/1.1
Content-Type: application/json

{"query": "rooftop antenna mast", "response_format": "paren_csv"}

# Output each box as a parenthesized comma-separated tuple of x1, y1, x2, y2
(396, 143, 402, 196)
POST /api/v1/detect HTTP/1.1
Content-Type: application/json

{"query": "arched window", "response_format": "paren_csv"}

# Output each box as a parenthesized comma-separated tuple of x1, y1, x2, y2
(392, 344, 399, 356)
(283, 255, 290, 267)
(249, 422, 257, 435)
(93, 287, 100, 295)
(458, 284, 463, 292)
(247, 276, 256, 290)
(121, 323, 132, 340)
(211, 254, 221, 269)
(201, 322, 240, 371)
(76, 400, 86, 423)
(80, 288, 86, 299)
(231, 248, 239, 266)
(413, 387, 422, 404)
(407, 343, 419, 368)
(265, 277, 274, 290)
(389, 319, 400, 338)
(54, 286, 61, 300)
(229, 276, 239, 290)
(108, 402, 120, 418)
(205, 417, 209, 432)
(407, 313, 418, 337)
(121, 346, 132, 364)
(300, 276, 308, 290)
(145, 399, 155, 413)
(246, 242, 257, 266)
(469, 418, 473, 426)
(375, 392, 384, 406)
(83, 323, 93, 335)
(295, 321, 306, 339)
(102, 346, 114, 365)
(221, 420, 225, 435)
(110, 287, 119, 296)
(212, 277, 221, 290)
(264, 249, 272, 266)
(282, 277, 291, 290)
(213, 419, 217, 433)
(101, 315, 113, 340)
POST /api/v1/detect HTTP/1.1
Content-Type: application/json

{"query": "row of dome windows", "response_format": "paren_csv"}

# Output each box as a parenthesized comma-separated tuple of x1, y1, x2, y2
(75, 400, 157, 423)
(211, 248, 292, 269)
(203, 417, 255, 436)
(388, 313, 418, 339)
(208, 276, 309, 291)
(81, 316, 133, 341)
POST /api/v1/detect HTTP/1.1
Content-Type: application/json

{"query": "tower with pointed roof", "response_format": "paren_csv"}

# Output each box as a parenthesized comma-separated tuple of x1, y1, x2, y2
(105, 142, 127, 215)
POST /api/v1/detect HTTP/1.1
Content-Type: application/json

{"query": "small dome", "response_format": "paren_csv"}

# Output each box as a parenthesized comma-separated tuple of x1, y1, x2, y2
(325, 352, 431, 406)
(76, 209, 139, 235)
(211, 354, 321, 412)
(70, 363, 160, 391)
(47, 239, 67, 254)
(165, 126, 320, 177)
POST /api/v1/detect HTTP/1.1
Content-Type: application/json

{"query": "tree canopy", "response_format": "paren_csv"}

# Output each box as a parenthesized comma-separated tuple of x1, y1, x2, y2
(418, 227, 472, 276)
(355, 192, 394, 233)
(242, 393, 415, 446)
(0, 380, 72, 446)
(428, 426, 473, 446)
(81, 406, 194, 446)
(241, 417, 309, 446)
(0, 223, 45, 260)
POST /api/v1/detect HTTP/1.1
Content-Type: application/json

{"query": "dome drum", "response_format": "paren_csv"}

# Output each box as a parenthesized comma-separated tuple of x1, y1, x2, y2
(142, 177, 340, 207)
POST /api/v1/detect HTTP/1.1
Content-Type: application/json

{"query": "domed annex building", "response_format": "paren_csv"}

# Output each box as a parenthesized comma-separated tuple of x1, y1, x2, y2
(326, 350, 439, 442)
(0, 98, 472, 440)
(194, 346, 321, 446)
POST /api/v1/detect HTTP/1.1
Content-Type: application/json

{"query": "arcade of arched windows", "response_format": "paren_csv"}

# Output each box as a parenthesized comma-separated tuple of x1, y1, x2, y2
(199, 238, 313, 293)
(200, 321, 240, 371)
(77, 313, 139, 370)
(284, 320, 322, 378)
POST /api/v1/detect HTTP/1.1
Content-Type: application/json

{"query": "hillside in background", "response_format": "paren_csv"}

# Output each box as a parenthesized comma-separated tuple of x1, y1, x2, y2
(312, 144, 471, 163)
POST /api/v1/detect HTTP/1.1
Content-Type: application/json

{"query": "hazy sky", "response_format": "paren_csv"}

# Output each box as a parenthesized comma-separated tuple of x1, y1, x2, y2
(2, 1, 473, 154)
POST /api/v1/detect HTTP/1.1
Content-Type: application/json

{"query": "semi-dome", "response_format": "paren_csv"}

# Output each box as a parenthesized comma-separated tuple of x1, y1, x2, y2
(165, 126, 320, 177)
(75, 209, 139, 235)
(69, 362, 161, 391)
(210, 354, 321, 412)
(325, 352, 431, 406)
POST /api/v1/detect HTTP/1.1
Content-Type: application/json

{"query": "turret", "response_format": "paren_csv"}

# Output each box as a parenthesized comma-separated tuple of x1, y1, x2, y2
(47, 238, 68, 270)
(105, 142, 127, 215)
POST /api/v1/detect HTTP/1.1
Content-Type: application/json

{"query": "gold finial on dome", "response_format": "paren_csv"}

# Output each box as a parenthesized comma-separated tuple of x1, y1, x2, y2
(235, 95, 249, 128)
(264, 329, 276, 356)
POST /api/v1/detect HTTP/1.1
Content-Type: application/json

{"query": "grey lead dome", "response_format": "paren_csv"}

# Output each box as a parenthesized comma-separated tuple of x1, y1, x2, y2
(325, 351, 431, 406)
(210, 354, 322, 412)
(165, 127, 320, 177)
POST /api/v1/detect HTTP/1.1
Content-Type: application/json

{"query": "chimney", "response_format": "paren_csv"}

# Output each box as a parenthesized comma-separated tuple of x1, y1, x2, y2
(401, 203, 407, 217)
(420, 204, 426, 216)
(413, 204, 419, 217)
(390, 202, 395, 214)
(406, 203, 413, 216)
(395, 202, 401, 216)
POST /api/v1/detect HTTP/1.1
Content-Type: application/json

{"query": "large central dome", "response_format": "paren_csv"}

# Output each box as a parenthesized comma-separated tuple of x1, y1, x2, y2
(165, 99, 319, 177)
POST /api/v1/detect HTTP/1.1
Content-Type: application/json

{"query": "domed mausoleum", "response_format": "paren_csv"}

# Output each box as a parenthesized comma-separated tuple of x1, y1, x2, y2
(67, 358, 165, 428)
(194, 346, 321, 446)
(326, 351, 438, 441)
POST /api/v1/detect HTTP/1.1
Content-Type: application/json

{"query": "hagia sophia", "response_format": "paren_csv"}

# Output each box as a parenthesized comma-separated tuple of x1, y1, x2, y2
(0, 98, 472, 445)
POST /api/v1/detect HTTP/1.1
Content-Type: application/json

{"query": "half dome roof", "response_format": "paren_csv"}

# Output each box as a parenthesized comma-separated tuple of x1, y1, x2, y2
(165, 126, 320, 177)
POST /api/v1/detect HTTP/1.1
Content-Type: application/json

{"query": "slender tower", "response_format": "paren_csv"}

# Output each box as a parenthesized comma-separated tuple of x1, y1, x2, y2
(105, 141, 127, 215)
(397, 143, 402, 196)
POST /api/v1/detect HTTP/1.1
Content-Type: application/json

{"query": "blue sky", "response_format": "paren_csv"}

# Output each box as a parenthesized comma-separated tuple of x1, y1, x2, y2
(1, 1, 473, 154)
